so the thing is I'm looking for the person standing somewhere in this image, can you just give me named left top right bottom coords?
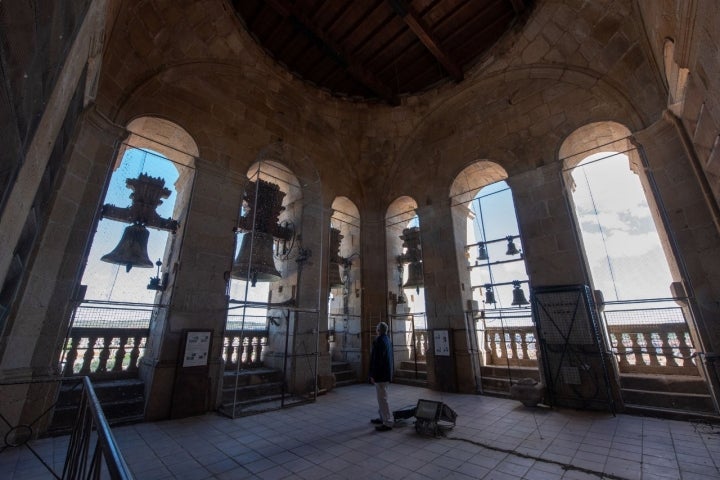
left=369, top=321, right=393, bottom=431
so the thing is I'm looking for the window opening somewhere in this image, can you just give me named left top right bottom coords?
left=564, top=143, right=709, bottom=409
left=81, top=147, right=180, bottom=305
left=466, top=181, right=530, bottom=311
left=566, top=152, right=675, bottom=304
left=328, top=199, right=361, bottom=375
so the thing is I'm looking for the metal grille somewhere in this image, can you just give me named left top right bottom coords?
left=71, top=304, right=155, bottom=329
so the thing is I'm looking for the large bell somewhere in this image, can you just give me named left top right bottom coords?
left=476, top=243, right=489, bottom=262
left=484, top=284, right=496, bottom=305
left=511, top=281, right=529, bottom=306
left=328, top=262, right=343, bottom=288
left=328, top=227, right=344, bottom=288
left=101, top=223, right=154, bottom=272
left=506, top=236, right=520, bottom=256
left=403, top=261, right=424, bottom=292
left=231, top=231, right=281, bottom=285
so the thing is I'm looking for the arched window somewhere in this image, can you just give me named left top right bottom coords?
left=450, top=161, right=534, bottom=395
left=63, top=118, right=197, bottom=376
left=328, top=197, right=361, bottom=372
left=385, top=197, right=427, bottom=383
left=561, top=122, right=707, bottom=395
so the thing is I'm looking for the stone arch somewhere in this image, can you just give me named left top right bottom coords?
left=559, top=120, right=682, bottom=299
left=387, top=65, right=650, bottom=197
left=663, top=39, right=690, bottom=117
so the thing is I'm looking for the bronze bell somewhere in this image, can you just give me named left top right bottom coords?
left=506, top=236, right=520, bottom=255
left=511, top=281, right=529, bottom=306
left=476, top=243, right=489, bottom=262
left=231, top=231, right=281, bottom=285
left=328, top=262, right=343, bottom=288
left=101, top=223, right=154, bottom=272
left=328, top=227, right=344, bottom=288
left=403, top=261, right=424, bottom=293
left=484, top=284, right=496, bottom=304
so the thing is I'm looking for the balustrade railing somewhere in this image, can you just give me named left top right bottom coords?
left=61, top=302, right=155, bottom=379
left=477, top=305, right=698, bottom=377
left=606, top=322, right=697, bottom=375
left=484, top=325, right=537, bottom=366
left=413, top=330, right=428, bottom=361
left=61, top=328, right=148, bottom=379
left=222, top=329, right=269, bottom=370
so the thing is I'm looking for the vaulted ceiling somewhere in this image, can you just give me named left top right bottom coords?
left=231, top=0, right=534, bottom=104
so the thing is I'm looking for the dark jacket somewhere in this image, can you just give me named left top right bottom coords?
left=369, top=333, right=392, bottom=382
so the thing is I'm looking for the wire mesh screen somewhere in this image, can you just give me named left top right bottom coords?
left=532, top=285, right=615, bottom=412
left=567, top=153, right=675, bottom=301
left=71, top=304, right=154, bottom=329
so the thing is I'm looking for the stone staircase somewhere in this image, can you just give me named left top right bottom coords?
left=218, top=367, right=286, bottom=417
left=332, top=361, right=358, bottom=387
left=393, top=360, right=428, bottom=387
left=619, top=373, right=718, bottom=420
left=48, top=378, right=145, bottom=436
left=480, top=365, right=540, bottom=396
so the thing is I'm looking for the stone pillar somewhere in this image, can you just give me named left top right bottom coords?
left=141, top=159, right=242, bottom=420
left=359, top=205, right=388, bottom=380
left=508, top=162, right=624, bottom=410
left=416, top=201, right=477, bottom=393
left=507, top=164, right=588, bottom=286
left=633, top=112, right=720, bottom=410
left=0, top=108, right=126, bottom=435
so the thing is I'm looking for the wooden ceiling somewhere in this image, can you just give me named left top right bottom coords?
left=231, top=0, right=533, bottom=104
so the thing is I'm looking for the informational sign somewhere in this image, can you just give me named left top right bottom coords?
left=433, top=330, right=450, bottom=356
left=182, top=331, right=211, bottom=367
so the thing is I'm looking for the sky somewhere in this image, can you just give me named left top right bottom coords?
left=80, top=148, right=180, bottom=304
left=570, top=152, right=674, bottom=302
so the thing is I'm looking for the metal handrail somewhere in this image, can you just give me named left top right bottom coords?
left=61, top=377, right=133, bottom=479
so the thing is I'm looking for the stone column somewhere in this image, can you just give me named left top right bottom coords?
left=633, top=112, right=720, bottom=410
left=508, top=162, right=623, bottom=410
left=0, top=108, right=126, bottom=435
left=141, top=159, right=242, bottom=420
left=507, top=164, right=588, bottom=286
left=416, top=201, right=477, bottom=393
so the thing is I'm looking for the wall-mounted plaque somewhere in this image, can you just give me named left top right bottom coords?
left=433, top=330, right=450, bottom=356
left=182, top=331, right=211, bottom=367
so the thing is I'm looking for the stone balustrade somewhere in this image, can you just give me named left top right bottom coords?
left=484, top=325, right=538, bottom=367
left=222, top=329, right=269, bottom=370
left=482, top=321, right=698, bottom=376
left=61, top=327, right=147, bottom=378
left=606, top=322, right=697, bottom=375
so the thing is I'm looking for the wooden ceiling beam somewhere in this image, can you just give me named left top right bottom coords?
left=508, top=0, right=527, bottom=14
left=386, top=0, right=463, bottom=82
left=263, top=0, right=398, bottom=104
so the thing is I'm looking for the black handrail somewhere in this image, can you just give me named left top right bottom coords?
left=61, top=376, right=133, bottom=479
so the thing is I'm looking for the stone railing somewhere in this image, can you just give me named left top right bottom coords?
left=606, top=322, right=697, bottom=375
left=481, top=320, right=698, bottom=376
left=62, top=327, right=148, bottom=379
left=222, top=329, right=269, bottom=370
left=413, top=329, right=428, bottom=361
left=484, top=325, right=538, bottom=367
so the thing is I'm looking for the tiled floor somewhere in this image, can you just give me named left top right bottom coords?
left=2, top=383, right=719, bottom=479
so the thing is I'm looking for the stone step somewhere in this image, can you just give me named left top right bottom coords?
left=48, top=378, right=145, bottom=436
left=393, top=376, right=428, bottom=388
left=331, top=361, right=358, bottom=385
left=398, top=360, right=427, bottom=371
left=480, top=365, right=540, bottom=395
left=222, top=367, right=283, bottom=387
left=619, top=373, right=708, bottom=394
left=621, top=388, right=715, bottom=413
left=222, top=380, right=284, bottom=403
